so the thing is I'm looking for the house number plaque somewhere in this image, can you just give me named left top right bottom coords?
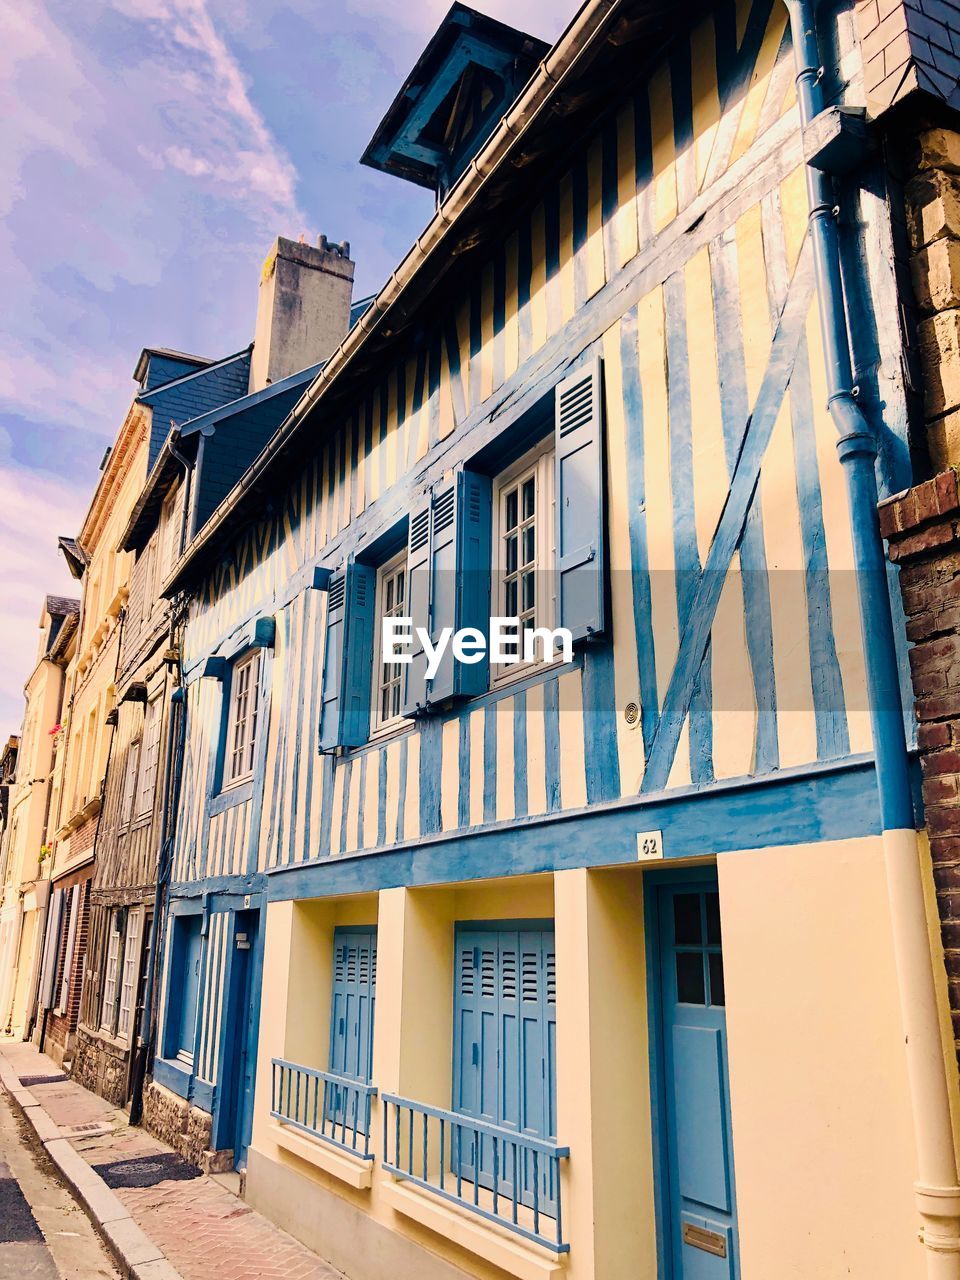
left=682, top=1223, right=727, bottom=1257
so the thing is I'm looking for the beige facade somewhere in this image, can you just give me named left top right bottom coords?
left=38, top=402, right=150, bottom=1067
left=0, top=599, right=76, bottom=1038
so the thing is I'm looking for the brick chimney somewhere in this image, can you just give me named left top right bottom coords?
left=249, top=235, right=355, bottom=392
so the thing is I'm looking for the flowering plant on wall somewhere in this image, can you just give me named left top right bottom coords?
left=48, top=723, right=63, bottom=738
left=38, top=845, right=51, bottom=863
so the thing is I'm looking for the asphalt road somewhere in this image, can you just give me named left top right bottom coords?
left=0, top=1089, right=117, bottom=1279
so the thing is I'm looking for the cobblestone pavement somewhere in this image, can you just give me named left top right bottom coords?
left=0, top=1040, right=344, bottom=1280
left=0, top=1087, right=117, bottom=1279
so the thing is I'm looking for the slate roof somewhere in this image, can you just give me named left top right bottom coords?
left=138, top=347, right=253, bottom=470
left=45, top=595, right=80, bottom=618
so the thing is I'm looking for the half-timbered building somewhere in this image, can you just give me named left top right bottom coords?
left=145, top=2, right=960, bottom=1278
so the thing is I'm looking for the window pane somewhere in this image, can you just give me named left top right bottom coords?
left=505, top=533, right=518, bottom=574
left=522, top=571, right=535, bottom=613
left=522, top=525, right=536, bottom=567
left=705, top=892, right=722, bottom=945
left=505, top=580, right=518, bottom=616
left=673, top=893, right=702, bottom=945
left=522, top=477, right=535, bottom=520
left=709, top=952, right=725, bottom=1006
left=505, top=488, right=518, bottom=530
left=676, top=952, right=706, bottom=1004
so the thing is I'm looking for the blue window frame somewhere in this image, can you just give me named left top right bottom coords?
left=452, top=922, right=557, bottom=1211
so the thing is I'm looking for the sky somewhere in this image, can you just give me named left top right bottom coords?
left=0, top=0, right=565, bottom=734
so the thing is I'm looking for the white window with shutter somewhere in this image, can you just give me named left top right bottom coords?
left=225, top=650, right=261, bottom=787
left=121, top=738, right=140, bottom=828
left=136, top=698, right=162, bottom=819
left=492, top=438, right=556, bottom=683
left=100, top=911, right=122, bottom=1031
left=117, top=910, right=142, bottom=1041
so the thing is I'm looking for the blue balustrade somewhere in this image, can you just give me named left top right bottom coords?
left=271, top=1058, right=376, bottom=1160
left=381, top=1093, right=569, bottom=1252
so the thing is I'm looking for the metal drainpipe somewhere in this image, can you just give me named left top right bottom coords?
left=784, top=1, right=960, bottom=1272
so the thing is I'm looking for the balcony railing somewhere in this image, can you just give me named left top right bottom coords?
left=381, top=1093, right=569, bottom=1253
left=270, top=1058, right=376, bottom=1160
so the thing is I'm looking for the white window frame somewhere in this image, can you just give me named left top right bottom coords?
left=135, top=696, right=162, bottom=820
left=371, top=550, right=408, bottom=737
left=491, top=439, right=556, bottom=685
left=160, top=487, right=180, bottom=580
left=100, top=910, right=122, bottom=1032
left=117, top=909, right=142, bottom=1041
left=121, top=738, right=141, bottom=829
left=225, top=649, right=261, bottom=788
left=140, top=540, right=156, bottom=626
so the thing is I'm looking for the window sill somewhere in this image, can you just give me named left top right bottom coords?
left=382, top=1179, right=566, bottom=1280
left=269, top=1122, right=373, bottom=1190
left=153, top=1055, right=192, bottom=1100
left=209, top=780, right=254, bottom=816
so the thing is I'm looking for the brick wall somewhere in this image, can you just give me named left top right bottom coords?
left=856, top=0, right=960, bottom=114
left=881, top=472, right=960, bottom=1059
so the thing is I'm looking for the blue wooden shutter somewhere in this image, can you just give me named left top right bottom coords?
left=402, top=501, right=432, bottom=717
left=555, top=358, right=607, bottom=643
left=318, top=571, right=347, bottom=752
left=327, top=928, right=377, bottom=1130
left=341, top=563, right=376, bottom=747
left=452, top=926, right=555, bottom=1206
left=404, top=472, right=492, bottom=714
left=328, top=928, right=377, bottom=1082
left=319, top=563, right=375, bottom=751
left=452, top=930, right=499, bottom=1183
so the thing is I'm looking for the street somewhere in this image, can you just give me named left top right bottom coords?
left=0, top=1090, right=117, bottom=1279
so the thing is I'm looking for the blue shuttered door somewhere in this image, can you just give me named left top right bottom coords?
left=327, top=928, right=377, bottom=1130
left=658, top=883, right=739, bottom=1279
left=555, top=359, right=607, bottom=643
left=403, top=471, right=492, bottom=717
left=318, top=563, right=376, bottom=751
left=453, top=926, right=556, bottom=1212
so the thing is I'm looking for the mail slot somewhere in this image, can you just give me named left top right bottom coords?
left=682, top=1222, right=727, bottom=1258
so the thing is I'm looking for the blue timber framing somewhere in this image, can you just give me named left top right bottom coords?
left=262, top=755, right=914, bottom=901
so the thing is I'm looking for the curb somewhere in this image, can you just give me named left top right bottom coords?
left=0, top=1050, right=183, bottom=1280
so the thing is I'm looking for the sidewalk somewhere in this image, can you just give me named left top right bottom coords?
left=0, top=1038, right=345, bottom=1280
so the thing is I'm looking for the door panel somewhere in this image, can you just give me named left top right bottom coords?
left=657, top=882, right=738, bottom=1280
left=327, top=928, right=376, bottom=1128
left=453, top=925, right=556, bottom=1211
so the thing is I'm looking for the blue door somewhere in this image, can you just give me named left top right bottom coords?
left=657, top=882, right=739, bottom=1279
left=224, top=909, right=261, bottom=1170
left=327, top=928, right=376, bottom=1130
left=452, top=925, right=557, bottom=1212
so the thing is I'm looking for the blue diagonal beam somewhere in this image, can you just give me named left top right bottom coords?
left=641, top=237, right=816, bottom=793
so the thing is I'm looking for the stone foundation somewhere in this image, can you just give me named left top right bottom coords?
left=141, top=1079, right=232, bottom=1172
left=72, top=1025, right=130, bottom=1106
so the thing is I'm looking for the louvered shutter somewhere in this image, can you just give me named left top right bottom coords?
left=318, top=571, right=347, bottom=752
left=452, top=926, right=556, bottom=1209
left=555, top=358, right=607, bottom=643
left=452, top=930, right=499, bottom=1184
left=327, top=928, right=377, bottom=1129
left=341, top=563, right=376, bottom=746
left=319, top=562, right=376, bottom=751
left=402, top=501, right=432, bottom=717
left=403, top=472, right=492, bottom=715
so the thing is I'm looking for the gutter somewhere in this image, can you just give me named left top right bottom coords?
left=784, top=2, right=960, bottom=1273
left=167, top=0, right=621, bottom=592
